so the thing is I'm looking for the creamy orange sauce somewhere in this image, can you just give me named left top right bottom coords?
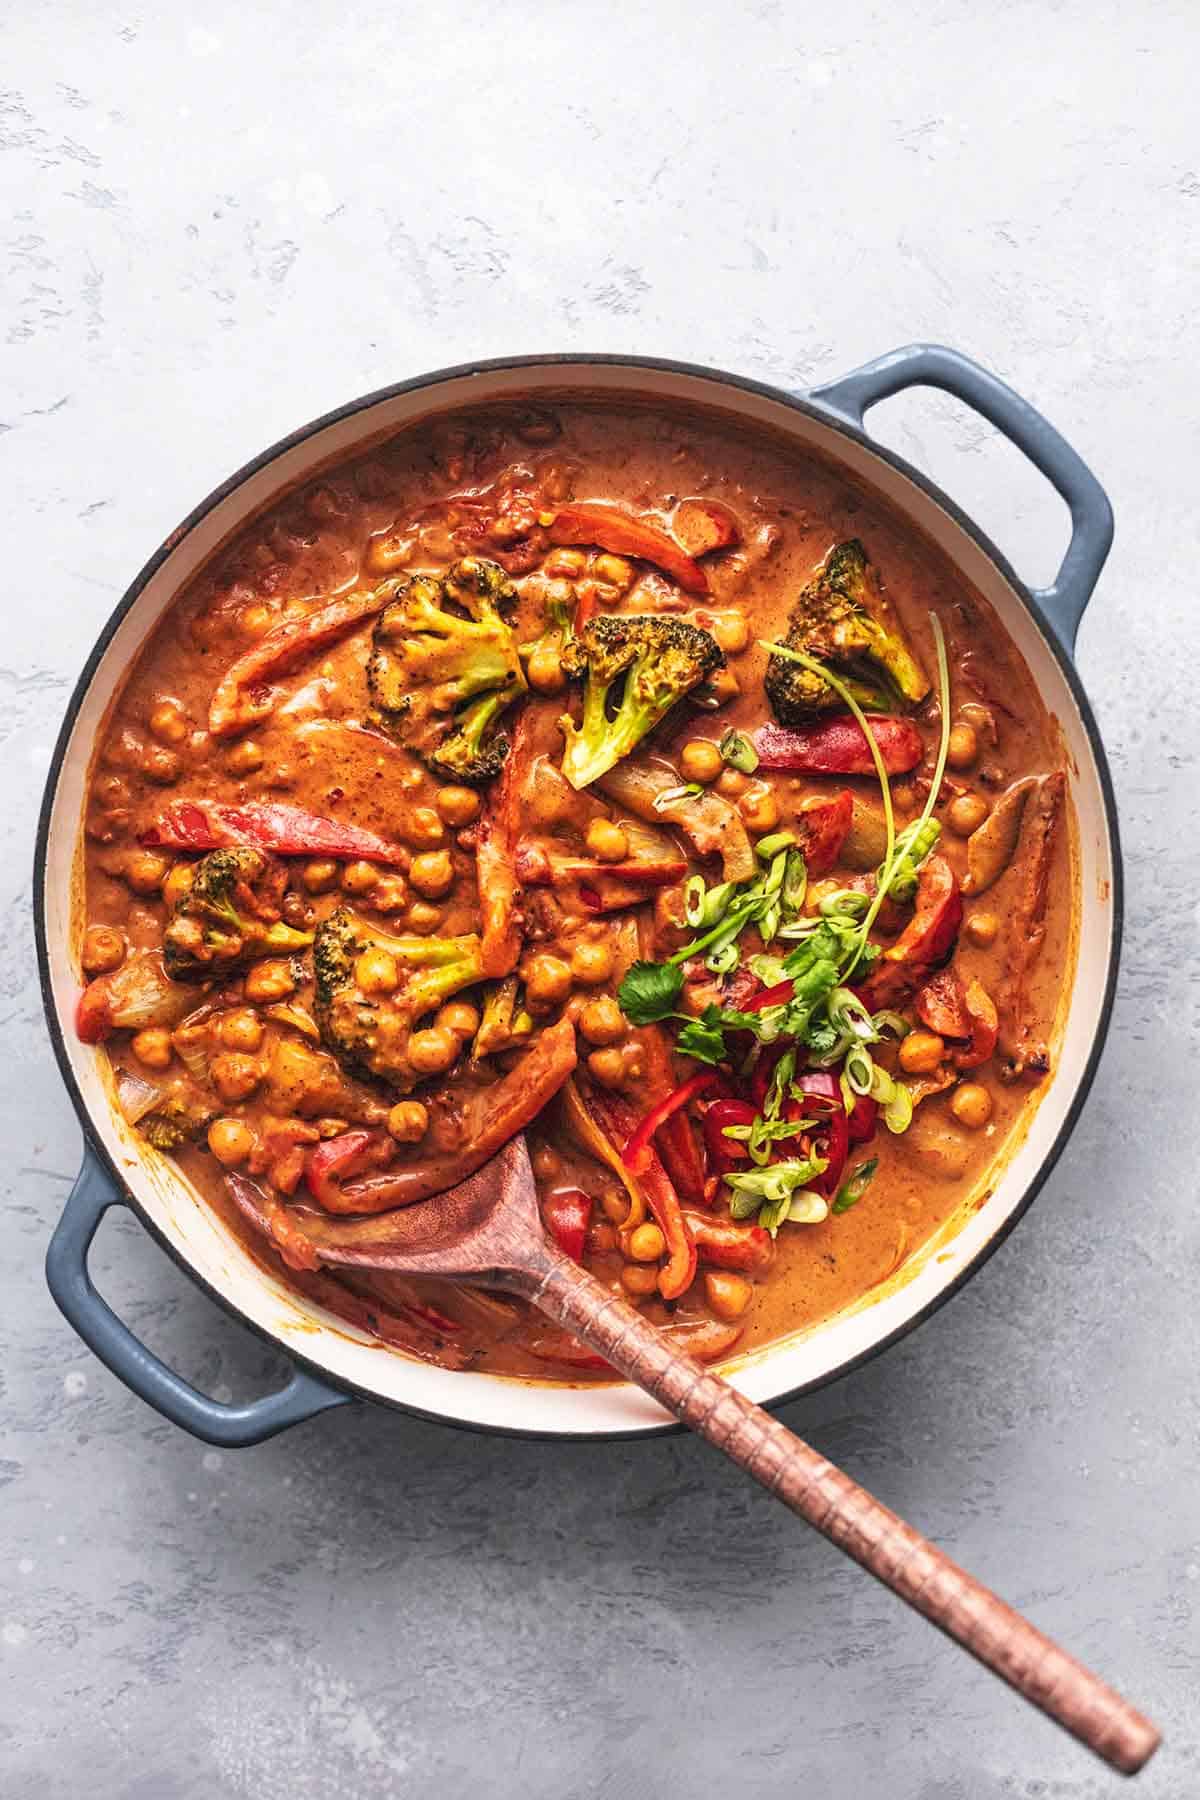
left=77, top=396, right=1075, bottom=1379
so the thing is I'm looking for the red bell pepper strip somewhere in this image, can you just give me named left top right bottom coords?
left=955, top=977, right=999, bottom=1071
left=634, top=1014, right=708, bottom=1205
left=621, top=1071, right=720, bottom=1177
left=141, top=799, right=408, bottom=866
left=916, top=966, right=972, bottom=1039
left=329, top=1015, right=578, bottom=1213
left=795, top=789, right=853, bottom=875
left=744, top=979, right=795, bottom=1015
left=546, top=501, right=709, bottom=595
left=753, top=715, right=924, bottom=776
left=542, top=1187, right=592, bottom=1262
left=797, top=1071, right=849, bottom=1198
left=857, top=856, right=963, bottom=1010
left=847, top=1093, right=879, bottom=1145
left=209, top=586, right=392, bottom=737
left=305, top=1129, right=392, bottom=1213
left=584, top=1085, right=696, bottom=1298
left=672, top=498, right=741, bottom=557
left=682, top=1210, right=774, bottom=1276
left=702, top=1098, right=756, bottom=1174
left=515, top=842, right=686, bottom=889
left=476, top=702, right=531, bottom=979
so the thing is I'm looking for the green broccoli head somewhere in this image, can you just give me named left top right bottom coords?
left=367, top=555, right=527, bottom=785
left=162, top=847, right=312, bottom=981
left=764, top=539, right=930, bottom=724
left=140, top=1093, right=217, bottom=1151
left=313, top=906, right=486, bottom=1090
left=558, top=614, right=724, bottom=790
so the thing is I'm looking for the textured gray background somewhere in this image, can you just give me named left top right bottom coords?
left=4, top=3, right=1198, bottom=1795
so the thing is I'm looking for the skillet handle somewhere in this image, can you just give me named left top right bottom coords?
left=808, top=343, right=1114, bottom=654
left=46, top=1146, right=351, bottom=1446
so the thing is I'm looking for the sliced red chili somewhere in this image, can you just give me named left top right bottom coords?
left=542, top=1187, right=592, bottom=1263
left=622, top=1072, right=720, bottom=1176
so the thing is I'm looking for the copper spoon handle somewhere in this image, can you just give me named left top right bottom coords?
left=508, top=1250, right=1159, bottom=1775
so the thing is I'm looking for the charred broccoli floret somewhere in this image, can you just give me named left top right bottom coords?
left=162, top=848, right=312, bottom=981
left=558, top=614, right=723, bottom=790
left=140, top=1093, right=217, bottom=1151
left=764, top=540, right=930, bottom=724
left=367, top=555, right=527, bottom=785
left=313, top=906, right=486, bottom=1090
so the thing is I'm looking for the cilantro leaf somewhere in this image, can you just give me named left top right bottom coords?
left=617, top=959, right=684, bottom=1025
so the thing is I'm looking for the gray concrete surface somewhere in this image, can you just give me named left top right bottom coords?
left=4, top=3, right=1198, bottom=1794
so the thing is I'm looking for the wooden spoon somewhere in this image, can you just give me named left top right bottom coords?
left=242, top=1137, right=1159, bottom=1774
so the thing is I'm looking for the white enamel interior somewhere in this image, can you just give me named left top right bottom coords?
left=40, top=362, right=1115, bottom=1438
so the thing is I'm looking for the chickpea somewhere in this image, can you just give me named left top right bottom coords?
left=951, top=1082, right=994, bottom=1130
left=965, top=910, right=1000, bottom=948
left=365, top=530, right=414, bottom=576
left=243, top=960, right=296, bottom=1003
left=148, top=699, right=189, bottom=745
left=586, top=1046, right=626, bottom=1089
left=409, top=849, right=454, bottom=899
left=600, top=1186, right=629, bottom=1225
left=211, top=1053, right=263, bottom=1103
left=710, top=611, right=750, bottom=655
left=621, top=1262, right=660, bottom=1297
left=161, top=861, right=195, bottom=909
left=141, top=745, right=181, bottom=786
left=526, top=642, right=566, bottom=694
left=578, top=994, right=625, bottom=1044
left=208, top=1118, right=255, bottom=1168
left=523, top=952, right=573, bottom=1014
left=948, top=792, right=990, bottom=837
left=680, top=739, right=723, bottom=784
left=946, top=721, right=979, bottom=770
left=620, top=1041, right=645, bottom=1083
left=239, top=602, right=273, bottom=639
left=341, top=860, right=379, bottom=896
left=898, top=1029, right=945, bottom=1075
left=704, top=668, right=741, bottom=706
left=570, top=939, right=615, bottom=986
left=302, top=858, right=339, bottom=894
left=387, top=1100, right=430, bottom=1144
left=217, top=1008, right=265, bottom=1053
left=437, top=1000, right=481, bottom=1039
left=355, top=947, right=399, bottom=994
left=81, top=923, right=125, bottom=974
left=584, top=818, right=628, bottom=863
left=593, top=553, right=634, bottom=591
left=716, top=767, right=749, bottom=799
left=435, top=784, right=481, bottom=828
left=627, top=1222, right=666, bottom=1263
left=531, top=1144, right=561, bottom=1183
left=225, top=739, right=264, bottom=776
left=407, top=1025, right=459, bottom=1075
left=739, top=784, right=780, bottom=835
left=131, top=1027, right=173, bottom=1069
left=544, top=548, right=586, bottom=578
left=405, top=807, right=445, bottom=849
left=122, top=850, right=169, bottom=896
left=704, top=1270, right=754, bottom=1321
left=369, top=873, right=408, bottom=912
left=406, top=900, right=443, bottom=934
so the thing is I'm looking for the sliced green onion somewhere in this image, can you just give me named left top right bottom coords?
left=749, top=953, right=787, bottom=987
left=719, top=728, right=759, bottom=775
left=871, top=1010, right=911, bottom=1039
left=757, top=1194, right=793, bottom=1236
left=884, top=1082, right=914, bottom=1134
left=828, top=987, right=878, bottom=1042
left=755, top=831, right=797, bottom=861
left=831, top=1157, right=879, bottom=1215
left=868, top=1064, right=896, bottom=1104
left=705, top=940, right=740, bottom=975
left=782, top=849, right=807, bottom=917
left=683, top=874, right=707, bottom=927
left=818, top=888, right=869, bottom=920
left=844, top=1043, right=875, bottom=1095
